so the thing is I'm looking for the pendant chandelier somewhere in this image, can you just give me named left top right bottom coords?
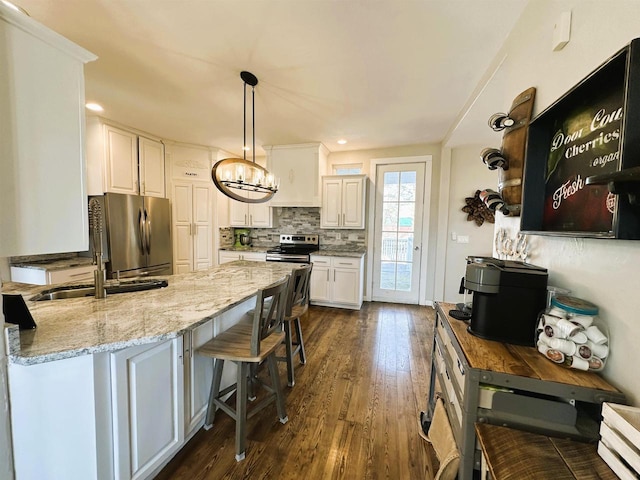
left=211, top=71, right=278, bottom=203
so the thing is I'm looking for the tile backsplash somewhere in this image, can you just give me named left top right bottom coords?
left=222, top=207, right=366, bottom=249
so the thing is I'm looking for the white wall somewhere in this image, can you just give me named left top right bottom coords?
left=443, top=146, right=497, bottom=301
left=468, top=0, right=640, bottom=405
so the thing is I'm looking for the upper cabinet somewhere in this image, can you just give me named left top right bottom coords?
left=86, top=117, right=166, bottom=197
left=0, top=4, right=97, bottom=256
left=264, top=143, right=328, bottom=207
left=229, top=193, right=275, bottom=228
left=321, top=175, right=367, bottom=229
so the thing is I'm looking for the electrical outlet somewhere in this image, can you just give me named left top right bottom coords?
left=457, top=235, right=469, bottom=244
left=336, top=233, right=341, bottom=240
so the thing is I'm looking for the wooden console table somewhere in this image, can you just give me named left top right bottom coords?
left=475, top=423, right=617, bottom=479
left=426, top=302, right=626, bottom=480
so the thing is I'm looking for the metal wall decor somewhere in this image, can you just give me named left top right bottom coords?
left=211, top=71, right=279, bottom=203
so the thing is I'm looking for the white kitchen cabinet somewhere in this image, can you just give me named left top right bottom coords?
left=173, top=182, right=213, bottom=274
left=86, top=117, right=166, bottom=197
left=138, top=136, right=166, bottom=197
left=0, top=4, right=96, bottom=257
left=10, top=264, right=96, bottom=285
left=264, top=143, right=328, bottom=207
left=321, top=175, right=367, bottom=229
left=229, top=194, right=274, bottom=228
left=218, top=251, right=266, bottom=264
left=309, top=255, right=364, bottom=309
left=110, top=337, right=184, bottom=480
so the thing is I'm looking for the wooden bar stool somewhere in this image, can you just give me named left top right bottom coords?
left=277, top=263, right=312, bottom=387
left=197, top=275, right=290, bottom=461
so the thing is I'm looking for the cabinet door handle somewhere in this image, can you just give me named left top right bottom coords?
left=342, top=213, right=345, bottom=226
left=334, top=270, right=336, bottom=282
left=326, top=270, right=329, bottom=281
left=250, top=214, right=253, bottom=225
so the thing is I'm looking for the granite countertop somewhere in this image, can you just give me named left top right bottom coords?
left=313, top=248, right=366, bottom=258
left=3, top=261, right=300, bottom=366
left=10, top=257, right=94, bottom=271
left=218, top=246, right=273, bottom=252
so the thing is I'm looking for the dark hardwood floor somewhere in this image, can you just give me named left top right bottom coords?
left=156, top=302, right=435, bottom=480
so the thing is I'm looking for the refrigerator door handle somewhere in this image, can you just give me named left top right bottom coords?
left=144, top=209, right=151, bottom=255
left=138, top=208, right=146, bottom=254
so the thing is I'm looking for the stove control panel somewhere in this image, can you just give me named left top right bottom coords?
left=279, top=234, right=319, bottom=246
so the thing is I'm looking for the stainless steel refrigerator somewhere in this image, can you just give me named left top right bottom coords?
left=90, top=193, right=173, bottom=278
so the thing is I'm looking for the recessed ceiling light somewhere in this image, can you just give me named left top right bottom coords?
left=337, top=139, right=347, bottom=145
left=85, top=103, right=104, bottom=112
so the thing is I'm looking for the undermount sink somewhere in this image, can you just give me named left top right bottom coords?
left=30, top=279, right=169, bottom=302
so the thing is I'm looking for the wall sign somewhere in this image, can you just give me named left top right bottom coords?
left=542, top=87, right=623, bottom=233
left=521, top=38, right=640, bottom=239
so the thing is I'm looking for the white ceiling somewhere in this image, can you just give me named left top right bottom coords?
left=16, top=0, right=528, bottom=156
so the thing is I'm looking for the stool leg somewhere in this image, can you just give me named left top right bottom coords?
left=235, top=362, right=249, bottom=462
left=294, top=317, right=306, bottom=365
left=248, top=364, right=257, bottom=401
left=283, top=320, right=295, bottom=387
left=204, top=358, right=224, bottom=429
left=267, top=353, right=288, bottom=424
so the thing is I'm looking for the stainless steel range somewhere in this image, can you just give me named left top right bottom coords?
left=266, top=234, right=319, bottom=263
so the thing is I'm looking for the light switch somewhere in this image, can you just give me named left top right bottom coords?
left=552, top=11, right=571, bottom=51
left=451, top=232, right=457, bottom=241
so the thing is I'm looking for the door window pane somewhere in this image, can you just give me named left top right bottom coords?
left=399, top=171, right=416, bottom=201
left=396, top=263, right=412, bottom=291
left=383, top=172, right=399, bottom=201
left=380, top=262, right=396, bottom=289
left=398, top=203, right=415, bottom=232
left=382, top=203, right=399, bottom=232
left=381, top=232, right=398, bottom=261
left=397, top=232, right=414, bottom=262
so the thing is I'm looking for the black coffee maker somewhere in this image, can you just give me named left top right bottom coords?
left=464, top=256, right=548, bottom=346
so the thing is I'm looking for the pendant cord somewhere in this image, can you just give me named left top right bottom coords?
left=252, top=85, right=256, bottom=164
left=243, top=81, right=247, bottom=161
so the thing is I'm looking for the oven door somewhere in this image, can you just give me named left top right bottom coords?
left=265, top=253, right=310, bottom=263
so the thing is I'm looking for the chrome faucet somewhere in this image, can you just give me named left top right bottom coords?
left=89, top=198, right=107, bottom=299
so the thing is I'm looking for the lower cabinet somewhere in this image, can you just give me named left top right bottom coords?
left=7, top=299, right=257, bottom=480
left=110, top=338, right=184, bottom=480
left=218, top=250, right=266, bottom=264
left=309, top=255, right=364, bottom=309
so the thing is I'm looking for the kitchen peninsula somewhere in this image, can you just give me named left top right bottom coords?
left=3, top=261, right=302, bottom=480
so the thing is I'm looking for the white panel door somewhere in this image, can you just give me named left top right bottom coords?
left=342, top=177, right=364, bottom=228
left=321, top=178, right=342, bottom=228
left=332, top=267, right=359, bottom=305
left=193, top=184, right=213, bottom=270
left=105, top=125, right=138, bottom=194
left=138, top=137, right=165, bottom=198
left=309, top=265, right=330, bottom=302
left=111, top=338, right=184, bottom=480
left=229, top=200, right=249, bottom=226
left=172, top=183, right=193, bottom=273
